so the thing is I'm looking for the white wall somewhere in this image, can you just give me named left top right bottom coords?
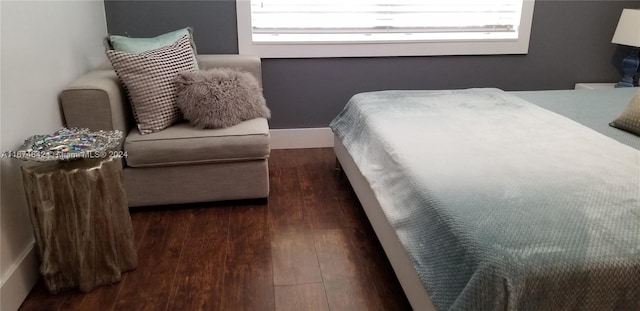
left=0, top=1, right=107, bottom=310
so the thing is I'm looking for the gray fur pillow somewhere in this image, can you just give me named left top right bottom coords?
left=175, top=68, right=270, bottom=129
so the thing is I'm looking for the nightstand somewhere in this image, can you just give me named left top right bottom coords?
left=21, top=157, right=137, bottom=293
left=574, top=83, right=617, bottom=90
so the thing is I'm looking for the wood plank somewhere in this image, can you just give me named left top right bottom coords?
left=113, top=297, right=169, bottom=311
left=220, top=263, right=275, bottom=311
left=116, top=208, right=192, bottom=303
left=17, top=280, right=67, bottom=311
left=298, top=150, right=345, bottom=230
left=326, top=148, right=370, bottom=230
left=270, top=149, right=314, bottom=169
left=268, top=167, right=308, bottom=233
left=267, top=149, right=288, bottom=169
left=226, top=205, right=270, bottom=263
left=271, top=231, right=322, bottom=285
left=334, top=171, right=369, bottom=231
left=220, top=205, right=275, bottom=311
left=351, top=229, right=412, bottom=311
left=187, top=206, right=230, bottom=238
left=315, top=148, right=338, bottom=171
left=314, top=229, right=389, bottom=311
left=298, top=148, right=335, bottom=169
left=58, top=282, right=122, bottom=311
left=129, top=210, right=150, bottom=250
left=274, top=284, right=330, bottom=311
left=296, top=148, right=367, bottom=230
left=165, top=236, right=227, bottom=311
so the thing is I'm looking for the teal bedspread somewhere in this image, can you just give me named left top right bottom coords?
left=330, top=88, right=640, bottom=311
left=514, top=88, right=640, bottom=151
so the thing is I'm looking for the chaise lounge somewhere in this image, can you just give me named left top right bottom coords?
left=60, top=55, right=270, bottom=207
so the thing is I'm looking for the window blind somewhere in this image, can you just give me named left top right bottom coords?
left=250, top=0, right=524, bottom=42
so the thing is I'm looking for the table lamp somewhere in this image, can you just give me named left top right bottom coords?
left=612, top=8, right=640, bottom=87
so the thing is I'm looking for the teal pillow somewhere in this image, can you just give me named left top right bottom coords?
left=106, top=27, right=199, bottom=69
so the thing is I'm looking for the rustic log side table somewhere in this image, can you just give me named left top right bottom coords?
left=21, top=156, right=137, bottom=293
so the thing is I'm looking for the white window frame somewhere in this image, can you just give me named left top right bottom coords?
left=236, top=0, right=535, bottom=58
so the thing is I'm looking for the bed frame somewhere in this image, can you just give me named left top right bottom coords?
left=334, top=136, right=437, bottom=311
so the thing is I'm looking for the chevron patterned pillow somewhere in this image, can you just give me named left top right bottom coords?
left=107, top=35, right=196, bottom=134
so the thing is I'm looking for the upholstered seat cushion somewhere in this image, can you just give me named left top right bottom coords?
left=124, top=118, right=269, bottom=167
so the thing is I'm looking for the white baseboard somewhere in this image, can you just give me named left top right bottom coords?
left=1, top=242, right=39, bottom=311
left=270, top=127, right=334, bottom=149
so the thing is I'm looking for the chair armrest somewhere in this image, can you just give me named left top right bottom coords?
left=198, top=55, right=263, bottom=87
left=60, top=69, right=131, bottom=134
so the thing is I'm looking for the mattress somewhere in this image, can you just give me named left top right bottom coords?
left=330, top=88, right=640, bottom=311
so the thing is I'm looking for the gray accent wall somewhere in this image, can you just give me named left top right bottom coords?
left=105, top=0, right=640, bottom=128
left=104, top=0, right=238, bottom=54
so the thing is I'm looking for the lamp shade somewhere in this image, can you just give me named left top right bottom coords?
left=612, top=9, right=640, bottom=47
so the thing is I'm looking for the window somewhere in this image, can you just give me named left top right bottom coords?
left=236, top=0, right=535, bottom=58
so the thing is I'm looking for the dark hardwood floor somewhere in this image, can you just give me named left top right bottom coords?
left=18, top=148, right=411, bottom=311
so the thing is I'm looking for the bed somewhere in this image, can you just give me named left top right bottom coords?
left=330, top=87, right=640, bottom=311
